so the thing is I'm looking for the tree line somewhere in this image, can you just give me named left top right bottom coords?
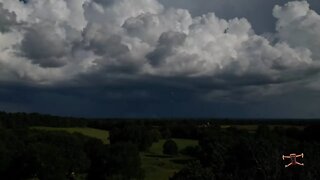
left=1, top=111, right=320, bottom=179
left=0, top=128, right=144, bottom=180
left=171, top=125, right=320, bottom=180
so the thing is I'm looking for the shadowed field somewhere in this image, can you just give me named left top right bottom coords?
left=31, top=126, right=110, bottom=144
left=143, top=138, right=198, bottom=180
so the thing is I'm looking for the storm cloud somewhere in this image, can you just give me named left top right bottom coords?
left=0, top=0, right=320, bottom=117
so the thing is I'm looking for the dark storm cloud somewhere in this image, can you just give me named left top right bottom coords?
left=20, top=23, right=69, bottom=67
left=1, top=0, right=320, bottom=118
left=92, top=0, right=115, bottom=6
left=158, top=31, right=187, bottom=46
left=0, top=81, right=199, bottom=117
left=19, top=0, right=28, bottom=4
left=147, top=31, right=187, bottom=66
left=1, top=81, right=320, bottom=118
left=83, top=33, right=129, bottom=57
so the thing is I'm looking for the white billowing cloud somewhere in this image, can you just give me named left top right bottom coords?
left=65, top=0, right=88, bottom=31
left=274, top=1, right=320, bottom=59
left=0, top=0, right=319, bottom=98
left=144, top=12, right=314, bottom=81
left=83, top=0, right=163, bottom=34
left=123, top=8, right=192, bottom=45
left=0, top=3, right=18, bottom=33
left=0, top=0, right=66, bottom=24
left=145, top=15, right=252, bottom=76
left=0, top=0, right=30, bottom=22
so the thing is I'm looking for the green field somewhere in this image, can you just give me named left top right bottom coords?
left=143, top=138, right=198, bottom=180
left=32, top=127, right=197, bottom=180
left=31, top=127, right=110, bottom=144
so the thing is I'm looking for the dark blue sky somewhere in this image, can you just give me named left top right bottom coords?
left=0, top=0, right=320, bottom=118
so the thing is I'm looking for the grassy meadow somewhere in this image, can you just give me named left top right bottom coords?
left=31, top=126, right=198, bottom=180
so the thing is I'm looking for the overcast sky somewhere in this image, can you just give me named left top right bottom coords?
left=1, top=0, right=320, bottom=118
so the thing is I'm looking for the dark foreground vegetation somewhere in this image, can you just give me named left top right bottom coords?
left=1, top=111, right=320, bottom=179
